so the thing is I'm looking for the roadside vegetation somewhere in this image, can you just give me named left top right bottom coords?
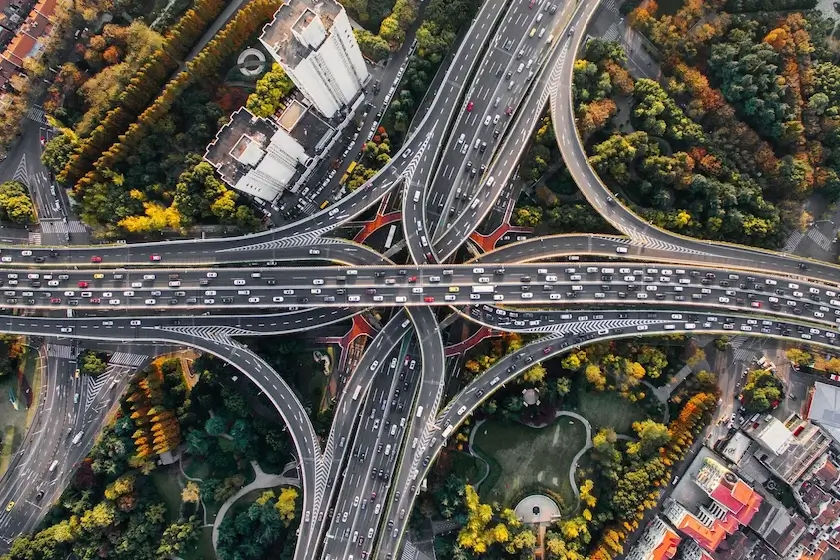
left=0, top=354, right=298, bottom=560
left=425, top=333, right=718, bottom=560
left=569, top=0, right=840, bottom=249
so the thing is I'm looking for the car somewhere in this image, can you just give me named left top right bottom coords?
left=77, top=281, right=88, bottom=288
left=150, top=254, right=161, bottom=261
left=35, top=490, right=44, bottom=501
left=424, top=296, right=435, bottom=303
left=0, top=256, right=10, bottom=262
left=20, top=250, right=32, bottom=257
left=60, top=327, right=72, bottom=333
left=466, top=101, right=474, bottom=112
left=91, top=256, right=102, bottom=263
left=543, top=346, right=552, bottom=355
left=529, top=0, right=535, bottom=6
left=5, top=501, right=13, bottom=512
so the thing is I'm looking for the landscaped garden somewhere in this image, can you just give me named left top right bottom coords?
left=472, top=417, right=587, bottom=508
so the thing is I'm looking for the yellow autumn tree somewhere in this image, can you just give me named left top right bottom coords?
left=118, top=201, right=182, bottom=233
left=275, top=487, right=299, bottom=526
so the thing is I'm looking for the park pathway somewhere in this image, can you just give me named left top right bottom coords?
left=211, top=460, right=301, bottom=550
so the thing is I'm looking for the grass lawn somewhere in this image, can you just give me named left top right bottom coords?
left=576, top=389, right=648, bottom=435
left=0, top=346, right=40, bottom=478
left=184, top=460, right=211, bottom=480
left=151, top=468, right=184, bottom=522
left=182, top=526, right=215, bottom=560
left=472, top=418, right=587, bottom=508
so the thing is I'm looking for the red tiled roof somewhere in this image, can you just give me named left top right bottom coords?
left=652, top=527, right=681, bottom=560
left=814, top=458, right=840, bottom=487
left=4, top=32, right=34, bottom=66
left=674, top=514, right=730, bottom=553
left=709, top=479, right=763, bottom=525
left=33, top=0, right=57, bottom=19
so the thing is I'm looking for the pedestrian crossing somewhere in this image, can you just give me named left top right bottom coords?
left=28, top=232, right=41, bottom=245
left=602, top=23, right=620, bottom=42
left=807, top=227, right=833, bottom=251
left=732, top=347, right=757, bottom=363
left=40, top=220, right=87, bottom=234
left=783, top=230, right=804, bottom=253
left=27, top=106, right=47, bottom=125
left=46, top=345, right=72, bottom=359
left=601, top=0, right=619, bottom=12
left=109, top=352, right=147, bottom=367
left=401, top=539, right=419, bottom=560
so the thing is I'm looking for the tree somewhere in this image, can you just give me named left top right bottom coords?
left=182, top=481, right=200, bottom=503
left=275, top=487, right=298, bottom=526
left=354, top=29, right=391, bottom=61
left=584, top=364, right=607, bottom=390
left=786, top=348, right=812, bottom=367
left=0, top=181, right=35, bottom=224
left=80, top=351, right=107, bottom=377
left=628, top=419, right=670, bottom=456
left=741, top=368, right=783, bottom=411
left=204, top=415, right=227, bottom=436
left=156, top=517, right=201, bottom=556
left=41, top=132, right=77, bottom=174
left=522, top=363, right=547, bottom=384
left=245, top=63, right=295, bottom=117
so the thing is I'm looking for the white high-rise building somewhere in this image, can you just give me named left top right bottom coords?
left=260, top=0, right=369, bottom=119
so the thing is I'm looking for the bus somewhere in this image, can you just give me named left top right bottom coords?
left=384, top=224, right=397, bottom=249
left=339, top=161, right=358, bottom=185
left=351, top=385, right=362, bottom=400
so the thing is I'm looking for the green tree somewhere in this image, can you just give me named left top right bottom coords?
left=245, top=63, right=295, bottom=117
left=41, top=132, right=77, bottom=174
left=156, top=517, right=201, bottom=556
left=80, top=351, right=107, bottom=377
left=0, top=181, right=35, bottom=224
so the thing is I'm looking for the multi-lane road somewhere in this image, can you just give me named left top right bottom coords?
left=4, top=0, right=840, bottom=559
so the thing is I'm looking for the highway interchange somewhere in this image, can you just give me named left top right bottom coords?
left=3, top=0, right=840, bottom=559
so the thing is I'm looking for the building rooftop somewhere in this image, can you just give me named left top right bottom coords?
left=204, top=108, right=280, bottom=188
left=627, top=516, right=681, bottom=560
left=278, top=100, right=332, bottom=154
left=749, top=499, right=808, bottom=556
left=809, top=382, right=840, bottom=443
left=721, top=431, right=753, bottom=464
left=695, top=457, right=763, bottom=525
left=260, top=0, right=343, bottom=69
left=746, top=415, right=831, bottom=485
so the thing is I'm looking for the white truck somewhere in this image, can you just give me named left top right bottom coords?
left=472, top=285, right=495, bottom=293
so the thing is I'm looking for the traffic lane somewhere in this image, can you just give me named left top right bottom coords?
left=10, top=278, right=840, bottom=328
left=426, top=0, right=565, bottom=231
left=319, top=312, right=412, bottom=547
left=428, top=0, right=561, bottom=226
left=325, top=352, right=416, bottom=559
left=4, top=261, right=839, bottom=293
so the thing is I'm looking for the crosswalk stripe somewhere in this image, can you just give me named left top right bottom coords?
left=28, top=232, right=41, bottom=245
left=46, top=345, right=72, bottom=359
left=40, top=221, right=87, bottom=234
left=27, top=106, right=47, bottom=125
left=807, top=227, right=832, bottom=251
left=783, top=230, right=804, bottom=253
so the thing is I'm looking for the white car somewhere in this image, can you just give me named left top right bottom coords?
left=549, top=293, right=561, bottom=300
left=20, top=250, right=32, bottom=257
left=60, top=327, right=72, bottom=333
left=144, top=299, right=156, bottom=305
left=234, top=279, right=246, bottom=286
left=313, top=279, right=325, bottom=285
left=207, top=272, right=218, bottom=278
left=521, top=292, right=533, bottom=299
left=248, top=297, right=260, bottom=303
left=272, top=296, right=284, bottom=303
left=444, top=294, right=457, bottom=301
left=0, top=256, right=11, bottom=262
left=109, top=299, right=121, bottom=305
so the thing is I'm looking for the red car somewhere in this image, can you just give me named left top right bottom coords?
left=408, top=276, right=417, bottom=283
left=50, top=297, right=61, bottom=304
left=424, top=296, right=435, bottom=303
left=751, top=301, right=762, bottom=308
left=150, top=254, right=161, bottom=262
left=466, top=101, right=474, bottom=112
left=505, top=106, right=513, bottom=115
left=529, top=0, right=535, bottom=7
left=77, top=281, right=88, bottom=288
left=90, top=256, right=102, bottom=263
left=90, top=297, right=101, bottom=304
left=543, top=346, right=552, bottom=355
